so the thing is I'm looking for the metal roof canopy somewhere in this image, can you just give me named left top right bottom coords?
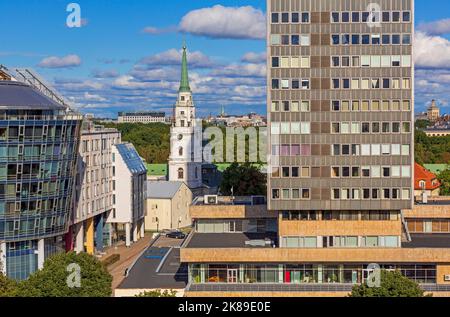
left=0, top=81, right=66, bottom=110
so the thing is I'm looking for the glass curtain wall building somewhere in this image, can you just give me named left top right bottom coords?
left=0, top=80, right=82, bottom=280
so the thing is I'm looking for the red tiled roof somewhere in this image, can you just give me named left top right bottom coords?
left=415, top=163, right=441, bottom=190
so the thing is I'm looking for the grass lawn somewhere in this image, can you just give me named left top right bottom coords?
left=146, top=163, right=267, bottom=175
left=147, top=164, right=168, bottom=176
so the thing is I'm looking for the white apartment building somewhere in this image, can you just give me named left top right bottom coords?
left=66, top=123, right=121, bottom=254
left=108, top=143, right=147, bottom=247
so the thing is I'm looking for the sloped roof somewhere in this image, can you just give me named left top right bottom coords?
left=115, top=143, right=147, bottom=174
left=147, top=181, right=183, bottom=199
left=415, top=163, right=441, bottom=190
left=0, top=81, right=66, bottom=110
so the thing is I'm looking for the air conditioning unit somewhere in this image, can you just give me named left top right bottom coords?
left=204, top=195, right=218, bottom=205
left=444, top=275, right=450, bottom=282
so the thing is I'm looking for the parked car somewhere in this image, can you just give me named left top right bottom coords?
left=166, top=231, right=186, bottom=239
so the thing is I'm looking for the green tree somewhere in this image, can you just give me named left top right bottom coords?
left=219, top=163, right=266, bottom=196
left=136, top=289, right=177, bottom=297
left=16, top=252, right=112, bottom=297
left=415, top=119, right=431, bottom=130
left=438, top=169, right=450, bottom=196
left=0, top=274, right=17, bottom=297
left=415, top=130, right=450, bottom=165
left=350, top=270, right=426, bottom=297
left=100, top=122, right=170, bottom=164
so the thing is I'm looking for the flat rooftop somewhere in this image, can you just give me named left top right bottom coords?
left=402, top=234, right=450, bottom=248
left=186, top=232, right=277, bottom=249
left=117, top=246, right=187, bottom=290
left=415, top=201, right=450, bottom=206
left=192, top=196, right=266, bottom=206
left=185, top=233, right=450, bottom=250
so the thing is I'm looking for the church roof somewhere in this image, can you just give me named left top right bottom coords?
left=179, top=44, right=191, bottom=93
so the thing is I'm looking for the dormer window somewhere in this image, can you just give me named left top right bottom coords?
left=419, top=180, right=426, bottom=189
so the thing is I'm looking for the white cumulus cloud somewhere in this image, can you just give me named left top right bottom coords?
left=38, top=54, right=81, bottom=68
left=83, top=92, right=106, bottom=102
left=139, top=48, right=215, bottom=68
left=414, top=32, right=450, bottom=69
left=179, top=5, right=266, bottom=40
left=241, top=52, right=266, bottom=64
left=418, top=18, right=450, bottom=35
left=211, top=63, right=266, bottom=78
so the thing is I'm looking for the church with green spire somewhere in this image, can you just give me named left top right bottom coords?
left=168, top=43, right=203, bottom=189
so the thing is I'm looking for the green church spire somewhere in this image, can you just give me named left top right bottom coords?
left=179, top=43, right=191, bottom=93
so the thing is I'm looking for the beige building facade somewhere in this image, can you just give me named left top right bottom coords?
left=145, top=181, right=192, bottom=231
left=67, top=123, right=121, bottom=254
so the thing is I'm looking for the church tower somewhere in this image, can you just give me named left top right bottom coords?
left=168, top=44, right=203, bottom=189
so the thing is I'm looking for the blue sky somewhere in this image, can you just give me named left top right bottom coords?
left=1, top=0, right=450, bottom=118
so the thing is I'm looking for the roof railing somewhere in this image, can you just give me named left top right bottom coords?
left=1, top=66, right=79, bottom=112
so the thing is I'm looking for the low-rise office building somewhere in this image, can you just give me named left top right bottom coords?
left=404, top=199, right=450, bottom=234
left=118, top=111, right=168, bottom=124
left=179, top=196, right=450, bottom=297
left=145, top=181, right=192, bottom=232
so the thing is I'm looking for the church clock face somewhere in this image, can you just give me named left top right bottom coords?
left=177, top=134, right=183, bottom=140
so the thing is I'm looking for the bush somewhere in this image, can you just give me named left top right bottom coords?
left=136, top=289, right=177, bottom=297
left=350, top=270, right=426, bottom=297
left=0, top=274, right=17, bottom=297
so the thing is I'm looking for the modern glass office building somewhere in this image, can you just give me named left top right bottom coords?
left=0, top=80, right=82, bottom=280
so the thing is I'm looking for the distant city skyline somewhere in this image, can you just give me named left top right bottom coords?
left=1, top=0, right=450, bottom=117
